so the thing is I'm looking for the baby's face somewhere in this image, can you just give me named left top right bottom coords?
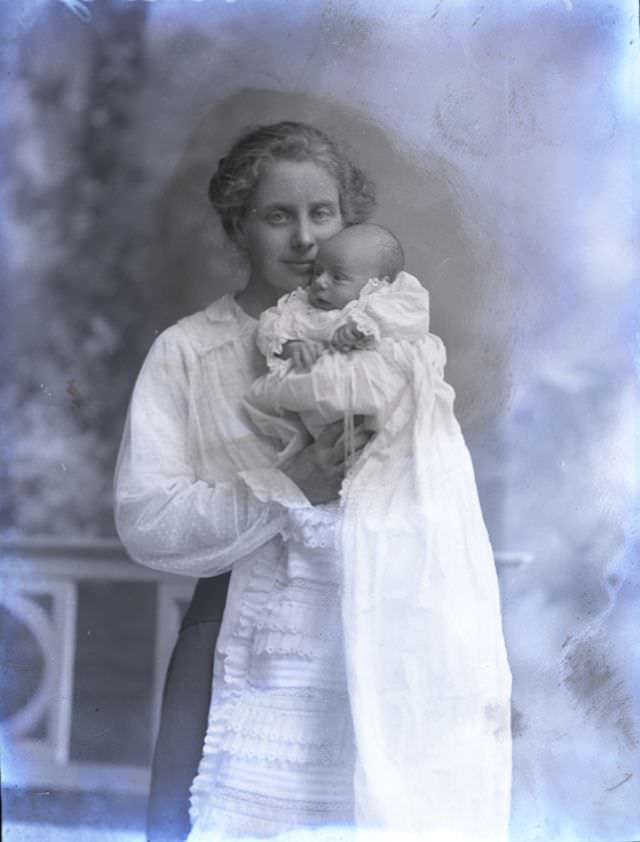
left=307, top=236, right=385, bottom=311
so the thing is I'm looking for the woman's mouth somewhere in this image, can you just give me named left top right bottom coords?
left=283, top=261, right=314, bottom=276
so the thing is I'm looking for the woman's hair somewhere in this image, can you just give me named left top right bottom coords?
left=208, top=121, right=376, bottom=239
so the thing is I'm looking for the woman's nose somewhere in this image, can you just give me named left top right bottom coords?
left=291, top=217, right=314, bottom=252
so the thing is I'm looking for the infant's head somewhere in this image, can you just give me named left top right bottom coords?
left=308, top=224, right=405, bottom=311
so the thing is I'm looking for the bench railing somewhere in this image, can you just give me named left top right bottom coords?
left=0, top=538, right=532, bottom=795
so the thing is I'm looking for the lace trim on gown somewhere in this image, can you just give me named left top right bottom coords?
left=219, top=687, right=355, bottom=764
left=189, top=548, right=280, bottom=823
left=189, top=504, right=355, bottom=836
left=189, top=513, right=354, bottom=831
left=189, top=784, right=354, bottom=841
left=283, top=505, right=338, bottom=550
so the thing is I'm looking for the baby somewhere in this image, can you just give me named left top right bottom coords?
left=280, top=223, right=413, bottom=366
left=246, top=223, right=431, bottom=459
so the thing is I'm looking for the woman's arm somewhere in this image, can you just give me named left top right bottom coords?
left=114, top=330, right=293, bottom=577
left=114, top=330, right=349, bottom=577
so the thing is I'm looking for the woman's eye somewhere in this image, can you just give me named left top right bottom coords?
left=312, top=206, right=336, bottom=222
left=265, top=210, right=289, bottom=225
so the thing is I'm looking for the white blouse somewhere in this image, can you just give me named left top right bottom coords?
left=114, top=294, right=310, bottom=656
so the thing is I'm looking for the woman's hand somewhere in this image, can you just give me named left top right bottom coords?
left=280, top=419, right=372, bottom=505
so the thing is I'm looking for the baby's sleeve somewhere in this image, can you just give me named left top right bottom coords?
left=256, top=290, right=308, bottom=364
left=249, top=347, right=407, bottom=428
left=357, top=272, right=431, bottom=343
left=335, top=307, right=382, bottom=346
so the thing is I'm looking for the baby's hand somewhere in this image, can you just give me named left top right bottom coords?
left=331, top=322, right=373, bottom=353
left=281, top=340, right=324, bottom=371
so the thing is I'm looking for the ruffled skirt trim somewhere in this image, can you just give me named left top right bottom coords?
left=189, top=543, right=353, bottom=829
left=188, top=784, right=354, bottom=841
left=190, top=551, right=280, bottom=824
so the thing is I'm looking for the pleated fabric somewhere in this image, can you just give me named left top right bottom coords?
left=188, top=505, right=356, bottom=840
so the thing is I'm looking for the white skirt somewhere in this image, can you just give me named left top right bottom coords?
left=188, top=507, right=355, bottom=840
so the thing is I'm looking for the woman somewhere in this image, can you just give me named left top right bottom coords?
left=114, top=121, right=375, bottom=841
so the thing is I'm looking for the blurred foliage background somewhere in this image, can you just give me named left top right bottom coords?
left=2, top=0, right=151, bottom=536
left=0, top=0, right=638, bottom=838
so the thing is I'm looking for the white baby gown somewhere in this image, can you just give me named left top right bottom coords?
left=242, top=277, right=513, bottom=840
left=340, top=335, right=512, bottom=841
left=246, top=272, right=431, bottom=461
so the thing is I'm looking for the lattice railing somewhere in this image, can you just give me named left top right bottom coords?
left=0, top=539, right=193, bottom=794
left=0, top=538, right=531, bottom=795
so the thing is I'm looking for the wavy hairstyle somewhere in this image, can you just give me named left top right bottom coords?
left=208, top=121, right=376, bottom=239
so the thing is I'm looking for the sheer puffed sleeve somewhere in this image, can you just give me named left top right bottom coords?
left=114, top=328, right=306, bottom=577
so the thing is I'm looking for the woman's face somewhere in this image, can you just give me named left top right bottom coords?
left=235, top=160, right=345, bottom=294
